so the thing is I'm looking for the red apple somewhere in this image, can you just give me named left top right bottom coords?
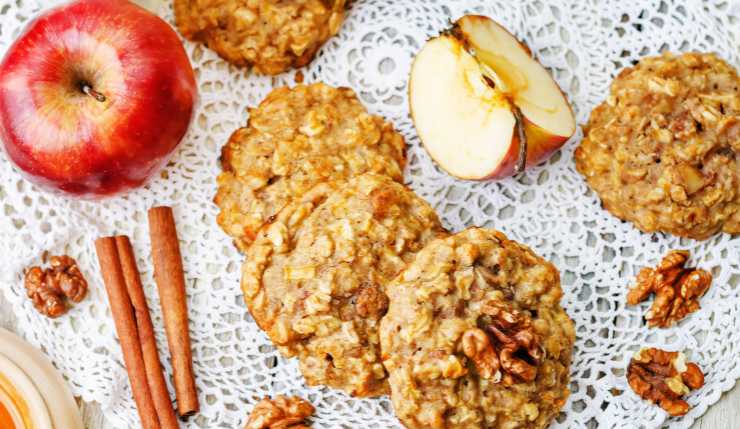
left=409, top=15, right=576, bottom=180
left=0, top=0, right=197, bottom=197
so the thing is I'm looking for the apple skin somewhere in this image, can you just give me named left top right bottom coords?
left=409, top=15, right=576, bottom=182
left=483, top=119, right=571, bottom=180
left=455, top=16, right=574, bottom=180
left=0, top=0, right=197, bottom=197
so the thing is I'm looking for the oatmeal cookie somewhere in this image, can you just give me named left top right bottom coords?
left=242, top=174, right=445, bottom=397
left=174, top=0, right=346, bottom=75
left=215, top=83, right=406, bottom=251
left=380, top=228, right=574, bottom=429
left=575, top=52, right=739, bottom=240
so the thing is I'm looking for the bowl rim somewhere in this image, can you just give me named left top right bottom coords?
left=0, top=328, right=83, bottom=429
left=0, top=352, right=53, bottom=429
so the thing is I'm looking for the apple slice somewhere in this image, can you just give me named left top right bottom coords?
left=409, top=15, right=576, bottom=180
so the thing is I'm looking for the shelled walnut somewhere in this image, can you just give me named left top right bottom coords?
left=627, top=250, right=712, bottom=328
left=462, top=301, right=543, bottom=384
left=244, top=396, right=315, bottom=429
left=627, top=348, right=704, bottom=416
left=24, top=255, right=88, bottom=318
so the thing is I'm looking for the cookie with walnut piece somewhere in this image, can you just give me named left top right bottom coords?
left=242, top=174, right=445, bottom=397
left=215, top=83, right=406, bottom=251
left=379, top=228, right=574, bottom=429
left=575, top=52, right=739, bottom=240
left=174, top=0, right=346, bottom=75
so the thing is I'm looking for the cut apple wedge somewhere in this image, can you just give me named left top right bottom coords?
left=409, top=15, right=576, bottom=180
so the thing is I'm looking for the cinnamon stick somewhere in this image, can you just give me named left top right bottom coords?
left=148, top=206, right=199, bottom=417
left=115, top=236, right=180, bottom=429
left=95, top=237, right=160, bottom=429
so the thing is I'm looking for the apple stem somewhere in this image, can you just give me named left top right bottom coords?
left=512, top=105, right=527, bottom=175
left=81, top=83, right=107, bottom=103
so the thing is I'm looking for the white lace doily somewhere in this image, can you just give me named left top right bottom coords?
left=0, top=1, right=738, bottom=428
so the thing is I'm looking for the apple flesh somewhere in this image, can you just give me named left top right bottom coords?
left=0, top=0, right=197, bottom=197
left=409, top=15, right=576, bottom=180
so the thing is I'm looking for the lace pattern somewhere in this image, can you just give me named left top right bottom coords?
left=0, top=1, right=738, bottom=428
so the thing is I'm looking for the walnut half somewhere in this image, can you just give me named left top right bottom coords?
left=461, top=301, right=543, bottom=384
left=627, top=348, right=704, bottom=416
left=24, top=255, right=88, bottom=318
left=244, top=396, right=315, bottom=429
left=627, top=250, right=712, bottom=328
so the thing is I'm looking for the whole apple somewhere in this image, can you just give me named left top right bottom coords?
left=0, top=0, right=197, bottom=197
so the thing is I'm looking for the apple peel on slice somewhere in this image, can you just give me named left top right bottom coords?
left=409, top=15, right=576, bottom=180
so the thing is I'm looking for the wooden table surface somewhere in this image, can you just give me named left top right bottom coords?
left=0, top=291, right=737, bottom=428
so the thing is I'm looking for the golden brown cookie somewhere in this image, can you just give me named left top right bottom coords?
left=174, top=0, right=346, bottom=75
left=242, top=174, right=445, bottom=397
left=575, top=52, right=739, bottom=240
left=215, top=83, right=406, bottom=251
left=380, top=228, right=574, bottom=429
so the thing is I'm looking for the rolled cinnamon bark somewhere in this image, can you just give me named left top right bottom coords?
left=95, top=237, right=161, bottom=429
left=115, top=236, right=180, bottom=429
left=148, top=206, right=199, bottom=417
